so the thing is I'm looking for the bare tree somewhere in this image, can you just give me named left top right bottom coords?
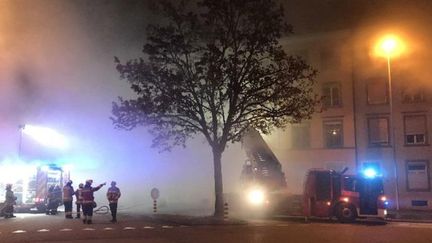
left=112, top=0, right=318, bottom=217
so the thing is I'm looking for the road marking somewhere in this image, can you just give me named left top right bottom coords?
left=37, top=229, right=50, bottom=232
left=143, top=226, right=154, bottom=229
left=12, top=230, right=26, bottom=234
left=123, top=227, right=136, bottom=230
left=162, top=225, right=173, bottom=229
left=393, top=222, right=432, bottom=229
left=83, top=228, right=96, bottom=231
left=60, top=228, right=73, bottom=232
left=103, top=227, right=114, bottom=231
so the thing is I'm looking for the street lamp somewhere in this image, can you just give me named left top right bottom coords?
left=18, top=124, right=26, bottom=160
left=375, top=35, right=404, bottom=210
left=18, top=124, right=69, bottom=159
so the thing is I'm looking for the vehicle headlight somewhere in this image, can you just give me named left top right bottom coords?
left=246, top=188, right=266, bottom=205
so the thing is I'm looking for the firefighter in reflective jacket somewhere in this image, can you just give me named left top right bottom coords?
left=74, top=183, right=84, bottom=218
left=62, top=180, right=75, bottom=219
left=81, top=179, right=106, bottom=224
left=106, top=181, right=121, bottom=223
left=4, top=184, right=17, bottom=218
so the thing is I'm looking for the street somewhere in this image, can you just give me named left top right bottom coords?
left=1, top=214, right=432, bottom=243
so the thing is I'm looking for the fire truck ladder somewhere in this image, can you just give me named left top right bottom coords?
left=241, top=129, right=287, bottom=190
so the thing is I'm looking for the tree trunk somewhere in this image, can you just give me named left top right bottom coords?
left=212, top=146, right=224, bottom=218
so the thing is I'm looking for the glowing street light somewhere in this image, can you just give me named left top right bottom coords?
left=19, top=124, right=69, bottom=152
left=375, top=34, right=405, bottom=210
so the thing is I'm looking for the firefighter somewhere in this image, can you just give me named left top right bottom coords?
left=106, top=181, right=121, bottom=223
left=4, top=184, right=17, bottom=218
left=74, top=183, right=84, bottom=219
left=52, top=185, right=62, bottom=215
left=81, top=179, right=106, bottom=224
left=46, top=185, right=55, bottom=215
left=63, top=180, right=75, bottom=219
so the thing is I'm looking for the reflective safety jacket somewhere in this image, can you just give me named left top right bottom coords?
left=106, top=186, right=121, bottom=203
left=81, top=184, right=104, bottom=204
left=63, top=185, right=75, bottom=202
left=5, top=189, right=16, bottom=206
left=75, top=188, right=83, bottom=204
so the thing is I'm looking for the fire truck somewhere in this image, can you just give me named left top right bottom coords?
left=0, top=163, right=70, bottom=213
left=303, top=168, right=388, bottom=222
left=240, top=129, right=388, bottom=222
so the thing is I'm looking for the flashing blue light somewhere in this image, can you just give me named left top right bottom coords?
left=384, top=201, right=389, bottom=206
left=363, top=168, right=377, bottom=178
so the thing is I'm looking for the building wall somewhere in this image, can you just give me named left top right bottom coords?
left=265, top=28, right=432, bottom=210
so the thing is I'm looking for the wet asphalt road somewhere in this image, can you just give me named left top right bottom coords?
left=1, top=213, right=432, bottom=243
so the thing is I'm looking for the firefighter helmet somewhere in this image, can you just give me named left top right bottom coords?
left=86, top=179, right=93, bottom=185
left=5, top=184, right=12, bottom=189
left=79, top=183, right=84, bottom=188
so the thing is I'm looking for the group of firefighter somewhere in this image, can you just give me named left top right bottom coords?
left=3, top=179, right=121, bottom=224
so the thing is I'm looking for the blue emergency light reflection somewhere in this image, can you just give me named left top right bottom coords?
left=363, top=168, right=377, bottom=178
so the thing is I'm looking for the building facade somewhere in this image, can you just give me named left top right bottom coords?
left=264, top=29, right=432, bottom=210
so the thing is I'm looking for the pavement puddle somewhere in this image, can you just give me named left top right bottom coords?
left=37, top=229, right=50, bottom=232
left=103, top=227, right=114, bottom=231
left=60, top=228, right=73, bottom=232
left=82, top=228, right=96, bottom=231
left=123, top=227, right=136, bottom=230
left=162, top=225, right=173, bottom=229
left=143, top=226, right=154, bottom=229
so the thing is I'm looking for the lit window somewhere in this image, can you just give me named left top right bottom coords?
left=404, top=115, right=427, bottom=145
left=323, top=120, right=343, bottom=148
left=368, top=117, right=389, bottom=146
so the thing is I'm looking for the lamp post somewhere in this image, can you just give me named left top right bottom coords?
left=18, top=124, right=26, bottom=160
left=377, top=35, right=403, bottom=210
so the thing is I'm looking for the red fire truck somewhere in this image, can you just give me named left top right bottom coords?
left=303, top=168, right=388, bottom=222
left=240, top=129, right=388, bottom=222
left=0, top=163, right=70, bottom=213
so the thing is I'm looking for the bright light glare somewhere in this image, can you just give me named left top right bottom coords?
left=374, top=34, right=405, bottom=58
left=22, top=125, right=68, bottom=149
left=247, top=188, right=265, bottom=206
left=363, top=168, right=377, bottom=178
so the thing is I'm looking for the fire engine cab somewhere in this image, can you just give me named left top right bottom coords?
left=0, top=163, right=70, bottom=213
left=303, top=168, right=388, bottom=222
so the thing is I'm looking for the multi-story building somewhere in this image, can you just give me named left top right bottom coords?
left=264, top=28, right=432, bottom=210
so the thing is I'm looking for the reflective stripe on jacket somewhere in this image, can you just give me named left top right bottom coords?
left=63, top=185, right=75, bottom=202
left=81, top=184, right=103, bottom=204
left=106, top=186, right=121, bottom=203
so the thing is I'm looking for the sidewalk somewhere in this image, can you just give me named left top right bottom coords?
left=386, top=209, right=432, bottom=223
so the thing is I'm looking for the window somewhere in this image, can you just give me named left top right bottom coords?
left=323, top=120, right=343, bottom=148
left=291, top=123, right=310, bottom=149
left=367, top=79, right=388, bottom=105
left=406, top=160, right=430, bottom=191
left=402, top=88, right=426, bottom=103
left=322, top=82, right=342, bottom=108
left=404, top=115, right=427, bottom=145
left=368, top=117, right=389, bottom=146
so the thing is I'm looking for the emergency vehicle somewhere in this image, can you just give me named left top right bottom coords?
left=303, top=168, right=388, bottom=222
left=239, top=129, right=388, bottom=222
left=0, top=163, right=70, bottom=213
